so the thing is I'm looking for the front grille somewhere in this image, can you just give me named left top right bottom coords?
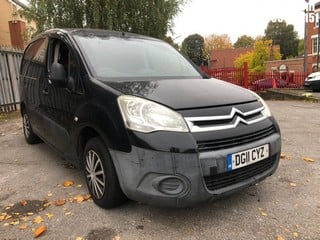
left=197, top=125, right=276, bottom=152
left=185, top=106, right=266, bottom=132
left=204, top=156, right=277, bottom=191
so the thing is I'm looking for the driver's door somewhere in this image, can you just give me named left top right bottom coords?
left=39, top=38, right=84, bottom=153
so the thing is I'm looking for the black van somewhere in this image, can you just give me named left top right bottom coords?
left=20, top=29, right=281, bottom=208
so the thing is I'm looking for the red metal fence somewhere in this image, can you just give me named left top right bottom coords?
left=200, top=64, right=307, bottom=92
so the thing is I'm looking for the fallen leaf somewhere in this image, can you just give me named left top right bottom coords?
left=261, top=211, right=267, bottom=216
left=83, top=194, right=91, bottom=201
left=0, top=215, right=5, bottom=222
left=290, top=182, right=297, bottom=187
left=293, top=232, right=299, bottom=238
left=276, top=236, right=285, bottom=240
left=27, top=212, right=34, bottom=216
left=5, top=215, right=12, bottom=220
left=258, top=208, right=268, bottom=216
left=21, top=200, right=28, bottom=206
left=113, top=235, right=121, bottom=240
left=76, top=184, right=82, bottom=188
left=21, top=217, right=28, bottom=222
left=74, top=195, right=84, bottom=203
left=55, top=199, right=66, bottom=206
left=19, top=224, right=28, bottom=230
left=47, top=192, right=53, bottom=197
left=45, top=213, right=54, bottom=219
left=10, top=220, right=20, bottom=225
left=302, top=93, right=313, bottom=97
left=76, top=237, right=84, bottom=240
left=280, top=153, right=286, bottom=159
left=3, top=223, right=9, bottom=227
left=63, top=180, right=74, bottom=187
left=34, top=225, right=46, bottom=238
left=303, top=157, right=315, bottom=163
left=65, top=212, right=72, bottom=216
left=33, top=216, right=44, bottom=224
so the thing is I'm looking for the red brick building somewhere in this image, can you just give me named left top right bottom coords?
left=265, top=58, right=304, bottom=73
left=305, top=1, right=320, bottom=73
left=210, top=1, right=320, bottom=75
left=0, top=0, right=36, bottom=49
left=209, top=48, right=252, bottom=69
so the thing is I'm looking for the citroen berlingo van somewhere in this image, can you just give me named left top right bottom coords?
left=20, top=29, right=281, bottom=208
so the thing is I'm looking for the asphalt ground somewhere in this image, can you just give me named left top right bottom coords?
left=0, top=100, right=319, bottom=240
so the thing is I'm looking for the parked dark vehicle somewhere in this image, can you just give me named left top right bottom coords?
left=304, top=71, right=320, bottom=92
left=250, top=77, right=297, bottom=91
left=20, top=29, right=281, bottom=208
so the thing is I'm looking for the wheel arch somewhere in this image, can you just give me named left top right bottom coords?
left=73, top=102, right=131, bottom=167
left=77, top=126, right=103, bottom=168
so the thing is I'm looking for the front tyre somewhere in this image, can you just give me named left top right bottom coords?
left=22, top=111, right=41, bottom=144
left=83, top=137, right=126, bottom=209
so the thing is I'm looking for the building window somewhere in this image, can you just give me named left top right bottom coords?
left=312, top=36, right=318, bottom=54
left=315, top=12, right=320, bottom=27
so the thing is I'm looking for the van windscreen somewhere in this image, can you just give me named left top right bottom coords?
left=74, top=35, right=201, bottom=80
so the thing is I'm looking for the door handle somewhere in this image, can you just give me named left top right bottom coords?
left=42, top=89, right=49, bottom=95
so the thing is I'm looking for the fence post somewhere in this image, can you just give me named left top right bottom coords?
left=243, top=62, right=248, bottom=89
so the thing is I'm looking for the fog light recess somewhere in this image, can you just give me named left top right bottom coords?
left=157, top=177, right=185, bottom=195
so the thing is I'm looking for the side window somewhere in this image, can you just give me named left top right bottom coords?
left=21, top=38, right=48, bottom=77
left=69, top=51, right=84, bottom=93
left=48, top=40, right=69, bottom=73
left=48, top=39, right=83, bottom=93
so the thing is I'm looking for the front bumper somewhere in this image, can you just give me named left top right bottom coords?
left=110, top=130, right=281, bottom=208
left=304, top=80, right=320, bottom=91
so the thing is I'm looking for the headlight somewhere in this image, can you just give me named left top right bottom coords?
left=249, top=90, right=272, bottom=117
left=118, top=95, right=189, bottom=133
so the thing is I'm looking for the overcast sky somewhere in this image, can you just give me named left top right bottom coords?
left=172, top=0, right=317, bottom=44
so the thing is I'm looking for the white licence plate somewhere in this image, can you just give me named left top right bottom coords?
left=227, top=144, right=269, bottom=171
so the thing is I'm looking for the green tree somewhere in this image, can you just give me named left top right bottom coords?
left=20, top=0, right=187, bottom=39
left=181, top=34, right=205, bottom=65
left=264, top=20, right=299, bottom=59
left=298, top=39, right=304, bottom=56
left=234, top=39, right=281, bottom=73
left=163, top=36, right=180, bottom=50
left=233, top=35, right=255, bottom=48
left=19, top=0, right=85, bottom=33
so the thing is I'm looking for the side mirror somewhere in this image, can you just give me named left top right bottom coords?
left=49, top=63, right=68, bottom=88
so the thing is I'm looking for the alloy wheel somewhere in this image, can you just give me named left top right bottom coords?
left=23, top=114, right=31, bottom=138
left=85, top=150, right=106, bottom=199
